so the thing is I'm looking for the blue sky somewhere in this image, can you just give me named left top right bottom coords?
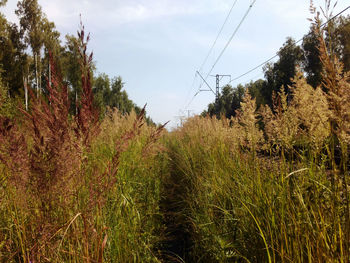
left=2, top=0, right=350, bottom=128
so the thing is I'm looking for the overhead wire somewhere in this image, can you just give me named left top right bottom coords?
left=185, top=3, right=350, bottom=111
left=185, top=0, right=257, bottom=110
left=189, top=0, right=257, bottom=109
left=198, top=0, right=239, bottom=74
left=184, top=0, right=239, bottom=110
left=228, top=4, right=350, bottom=84
left=184, top=90, right=200, bottom=110
left=204, top=0, right=257, bottom=80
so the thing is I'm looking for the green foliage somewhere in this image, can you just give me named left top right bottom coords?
left=0, top=42, right=164, bottom=262
left=0, top=74, right=14, bottom=118
left=0, top=0, right=145, bottom=121
left=334, top=15, right=350, bottom=71
left=92, top=73, right=145, bottom=118
left=205, top=84, right=245, bottom=118
left=302, top=28, right=323, bottom=88
left=204, top=80, right=265, bottom=119
left=0, top=13, right=27, bottom=96
left=263, top=37, right=304, bottom=106
left=204, top=15, right=350, bottom=117
left=1, top=1, right=350, bottom=262
left=16, top=0, right=43, bottom=55
left=247, top=79, right=266, bottom=107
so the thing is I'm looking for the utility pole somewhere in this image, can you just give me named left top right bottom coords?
left=187, top=72, right=231, bottom=117
left=196, top=71, right=215, bottom=95
left=214, top=74, right=231, bottom=103
left=216, top=74, right=220, bottom=103
left=23, top=76, right=28, bottom=111
left=196, top=71, right=231, bottom=102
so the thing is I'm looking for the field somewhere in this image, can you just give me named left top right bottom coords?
left=1, top=11, right=350, bottom=263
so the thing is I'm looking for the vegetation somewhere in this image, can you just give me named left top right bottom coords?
left=0, top=0, right=350, bottom=262
left=203, top=12, right=350, bottom=118
left=158, top=10, right=350, bottom=261
left=0, top=0, right=150, bottom=120
left=0, top=23, right=165, bottom=261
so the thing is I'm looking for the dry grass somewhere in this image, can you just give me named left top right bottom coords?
left=1, top=3, right=349, bottom=263
left=0, top=26, right=167, bottom=262
left=157, top=10, right=350, bottom=262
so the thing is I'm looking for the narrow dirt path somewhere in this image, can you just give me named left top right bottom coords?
left=156, top=144, right=215, bottom=263
left=158, top=149, right=195, bottom=262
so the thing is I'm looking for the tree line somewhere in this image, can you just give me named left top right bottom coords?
left=0, top=0, right=152, bottom=122
left=203, top=15, right=350, bottom=118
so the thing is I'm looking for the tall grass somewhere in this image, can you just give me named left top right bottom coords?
left=157, top=11, right=350, bottom=262
left=164, top=115, right=347, bottom=262
left=0, top=26, right=166, bottom=262
left=1, top=4, right=349, bottom=263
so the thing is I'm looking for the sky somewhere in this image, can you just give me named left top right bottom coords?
left=2, top=0, right=350, bottom=128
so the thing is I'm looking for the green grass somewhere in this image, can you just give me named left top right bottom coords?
left=157, top=116, right=349, bottom=262
left=1, top=13, right=349, bottom=262
left=1, top=110, right=349, bottom=262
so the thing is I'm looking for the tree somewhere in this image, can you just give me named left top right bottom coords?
left=93, top=72, right=110, bottom=114
left=230, top=84, right=245, bottom=116
left=62, top=35, right=82, bottom=114
left=334, top=15, right=350, bottom=71
left=204, top=84, right=246, bottom=119
left=40, top=17, right=62, bottom=94
left=92, top=73, right=139, bottom=116
left=262, top=38, right=303, bottom=106
left=205, top=85, right=234, bottom=118
left=246, top=79, right=266, bottom=108
left=0, top=72, right=14, bottom=118
left=16, top=0, right=44, bottom=96
left=301, top=15, right=350, bottom=88
left=109, top=76, right=134, bottom=114
left=302, top=28, right=323, bottom=88
left=0, top=13, right=28, bottom=97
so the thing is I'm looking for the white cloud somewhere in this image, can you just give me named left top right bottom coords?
left=36, top=0, right=231, bottom=29
left=32, top=0, right=348, bottom=31
left=263, top=0, right=349, bottom=27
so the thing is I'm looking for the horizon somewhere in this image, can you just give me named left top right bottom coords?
left=2, top=0, right=350, bottom=128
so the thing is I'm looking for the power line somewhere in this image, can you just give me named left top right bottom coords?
left=184, top=71, right=215, bottom=109
left=204, top=0, right=257, bottom=80
left=184, top=90, right=200, bottom=110
left=196, top=0, right=256, bottom=99
left=185, top=3, right=350, bottom=110
left=184, top=0, right=239, bottom=109
left=185, top=1, right=256, bottom=110
left=199, top=0, right=239, bottom=73
left=197, top=71, right=215, bottom=95
left=320, top=5, right=350, bottom=27
left=228, top=4, right=350, bottom=84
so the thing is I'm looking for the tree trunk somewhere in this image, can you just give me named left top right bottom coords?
left=49, top=62, right=51, bottom=87
left=35, top=53, right=39, bottom=98
left=75, top=90, right=78, bottom=115
left=23, top=76, right=28, bottom=111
